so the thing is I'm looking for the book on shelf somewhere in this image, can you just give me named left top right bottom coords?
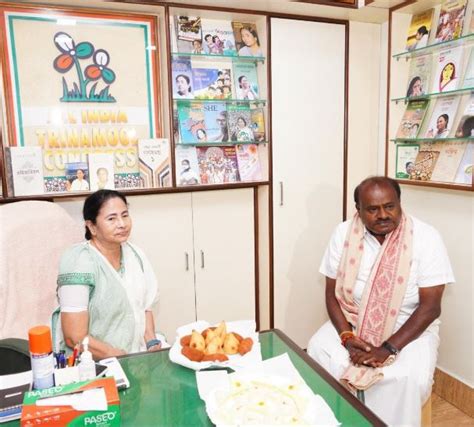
left=454, top=94, right=474, bottom=137
left=232, top=22, right=264, bottom=57
left=236, top=144, right=262, bottom=181
left=396, top=99, right=430, bottom=139
left=395, top=144, right=420, bottom=178
left=192, top=65, right=233, bottom=99
left=454, top=141, right=473, bottom=183
left=431, top=46, right=464, bottom=93
left=172, top=58, right=194, bottom=99
left=410, top=142, right=441, bottom=181
left=138, top=138, right=171, bottom=188
left=233, top=62, right=259, bottom=100
left=171, top=16, right=202, bottom=53
left=197, top=146, right=240, bottom=184
left=201, top=19, right=237, bottom=56
left=250, top=105, right=266, bottom=142
left=405, top=9, right=434, bottom=51
left=430, top=140, right=467, bottom=182
left=178, top=101, right=205, bottom=143
left=88, top=153, right=115, bottom=191
left=228, top=103, right=255, bottom=142
left=406, top=54, right=432, bottom=97
left=434, top=0, right=468, bottom=43
left=5, top=146, right=44, bottom=196
left=65, top=161, right=89, bottom=192
left=203, top=102, right=229, bottom=142
left=175, top=145, right=201, bottom=186
left=462, top=47, right=474, bottom=88
left=424, top=95, right=460, bottom=138
left=470, top=8, right=474, bottom=34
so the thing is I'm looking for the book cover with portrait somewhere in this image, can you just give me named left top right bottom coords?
left=88, top=153, right=115, bottom=191
left=172, top=58, right=194, bottom=99
left=233, top=62, right=259, bottom=100
left=236, top=144, right=262, bottom=182
left=430, top=140, right=467, bottom=182
left=228, top=103, right=254, bottom=142
left=410, top=142, right=441, bottom=181
left=232, top=22, right=264, bottom=57
left=405, top=54, right=432, bottom=97
left=405, top=9, right=434, bottom=51
left=177, top=101, right=205, bottom=143
left=454, top=141, right=473, bottom=184
left=454, top=94, right=474, bottom=137
left=65, top=161, right=89, bottom=192
left=138, top=138, right=171, bottom=188
left=395, top=99, right=430, bottom=139
left=462, top=48, right=474, bottom=88
left=203, top=102, right=229, bottom=142
left=200, top=19, right=237, bottom=56
left=424, top=95, right=460, bottom=138
left=395, top=144, right=420, bottom=179
left=197, top=146, right=240, bottom=184
left=192, top=65, right=233, bottom=99
left=250, top=105, right=266, bottom=142
left=434, top=0, right=468, bottom=43
left=175, top=145, right=201, bottom=186
left=431, top=47, right=463, bottom=93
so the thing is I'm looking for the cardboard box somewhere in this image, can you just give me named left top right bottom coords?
left=21, top=377, right=120, bottom=426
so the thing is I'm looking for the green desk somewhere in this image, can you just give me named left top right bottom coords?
left=118, top=329, right=386, bottom=426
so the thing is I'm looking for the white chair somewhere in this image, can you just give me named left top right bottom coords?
left=0, top=201, right=82, bottom=340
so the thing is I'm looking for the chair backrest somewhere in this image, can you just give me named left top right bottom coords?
left=0, top=201, right=83, bottom=340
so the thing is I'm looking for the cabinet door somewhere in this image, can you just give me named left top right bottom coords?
left=129, top=193, right=196, bottom=341
left=271, top=18, right=346, bottom=347
left=192, top=189, right=255, bottom=324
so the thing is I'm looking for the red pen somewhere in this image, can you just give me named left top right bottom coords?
left=72, top=344, right=79, bottom=366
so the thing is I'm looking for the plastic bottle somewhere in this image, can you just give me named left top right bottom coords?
left=28, top=325, right=55, bottom=389
left=78, top=336, right=96, bottom=381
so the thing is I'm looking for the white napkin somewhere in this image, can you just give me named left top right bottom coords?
left=169, top=320, right=261, bottom=371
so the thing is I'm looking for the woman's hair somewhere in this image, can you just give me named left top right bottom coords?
left=176, top=74, right=191, bottom=93
left=240, top=26, right=260, bottom=47
left=406, top=76, right=421, bottom=97
left=83, top=190, right=127, bottom=240
left=417, top=26, right=428, bottom=36
left=462, top=116, right=474, bottom=137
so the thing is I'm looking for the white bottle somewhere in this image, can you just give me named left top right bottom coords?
left=78, top=337, right=96, bottom=381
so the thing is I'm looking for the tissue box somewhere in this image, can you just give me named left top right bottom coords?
left=20, top=377, right=120, bottom=426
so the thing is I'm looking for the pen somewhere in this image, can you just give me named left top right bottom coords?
left=72, top=344, right=79, bottom=366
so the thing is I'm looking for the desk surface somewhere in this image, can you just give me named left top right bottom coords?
left=118, top=329, right=386, bottom=426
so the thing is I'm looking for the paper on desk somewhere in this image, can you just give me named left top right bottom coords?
left=36, top=387, right=107, bottom=411
left=169, top=320, right=261, bottom=371
left=0, top=371, right=32, bottom=389
left=197, top=353, right=341, bottom=426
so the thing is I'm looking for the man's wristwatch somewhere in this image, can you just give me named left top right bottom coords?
left=382, top=340, right=400, bottom=355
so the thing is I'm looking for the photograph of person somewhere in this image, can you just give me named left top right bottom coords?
left=231, top=116, right=255, bottom=142
left=406, top=76, right=423, bottom=97
left=70, top=168, right=90, bottom=192
left=439, top=62, right=457, bottom=92
left=455, top=116, right=474, bottom=137
left=179, top=159, right=199, bottom=185
left=237, top=26, right=263, bottom=57
left=410, top=26, right=429, bottom=50
left=208, top=110, right=229, bottom=142
left=191, top=39, right=203, bottom=54
left=175, top=74, right=194, bottom=99
left=237, top=75, right=258, bottom=100
left=195, top=128, right=208, bottom=142
left=426, top=114, right=450, bottom=138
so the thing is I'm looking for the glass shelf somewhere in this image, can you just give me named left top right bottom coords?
left=176, top=141, right=268, bottom=147
left=393, top=32, right=474, bottom=60
left=391, top=86, right=474, bottom=103
left=171, top=51, right=265, bottom=62
left=173, top=98, right=267, bottom=104
left=392, top=137, right=474, bottom=143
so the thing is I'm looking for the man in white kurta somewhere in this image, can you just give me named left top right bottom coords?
left=307, top=177, right=454, bottom=427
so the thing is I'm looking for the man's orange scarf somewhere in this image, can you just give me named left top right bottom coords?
left=335, top=212, right=413, bottom=391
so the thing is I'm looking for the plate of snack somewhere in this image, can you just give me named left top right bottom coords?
left=169, top=320, right=261, bottom=371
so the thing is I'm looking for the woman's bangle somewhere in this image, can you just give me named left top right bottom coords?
left=339, top=330, right=355, bottom=347
left=146, top=338, right=161, bottom=350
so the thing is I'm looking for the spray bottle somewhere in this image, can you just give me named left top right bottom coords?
left=78, top=336, right=96, bottom=381
left=28, top=325, right=55, bottom=389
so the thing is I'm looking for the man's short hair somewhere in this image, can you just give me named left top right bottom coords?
left=353, top=176, right=401, bottom=205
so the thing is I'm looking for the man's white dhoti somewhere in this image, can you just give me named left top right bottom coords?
left=308, top=321, right=439, bottom=427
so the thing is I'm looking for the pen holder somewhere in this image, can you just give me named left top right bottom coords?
left=54, top=366, right=80, bottom=386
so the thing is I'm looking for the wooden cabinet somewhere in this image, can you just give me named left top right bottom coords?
left=129, top=188, right=255, bottom=339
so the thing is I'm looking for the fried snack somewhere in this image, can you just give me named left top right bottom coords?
left=205, top=329, right=218, bottom=346
left=223, top=333, right=240, bottom=355
left=190, top=330, right=205, bottom=352
left=201, top=327, right=216, bottom=339
left=180, top=334, right=192, bottom=347
left=214, top=321, right=227, bottom=341
left=205, top=336, right=223, bottom=355
left=238, top=337, right=254, bottom=355
left=181, top=345, right=204, bottom=362
left=202, top=353, right=229, bottom=362
left=232, top=332, right=244, bottom=342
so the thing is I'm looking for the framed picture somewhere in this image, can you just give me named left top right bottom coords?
left=0, top=4, right=167, bottom=194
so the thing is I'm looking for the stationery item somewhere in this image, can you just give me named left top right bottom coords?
left=0, top=371, right=32, bottom=423
left=53, top=366, right=80, bottom=386
left=28, top=326, right=54, bottom=390
left=97, top=358, right=130, bottom=390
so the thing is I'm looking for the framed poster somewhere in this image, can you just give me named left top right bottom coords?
left=0, top=4, right=168, bottom=195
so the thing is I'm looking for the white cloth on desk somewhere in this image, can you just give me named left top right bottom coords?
left=307, top=215, right=455, bottom=426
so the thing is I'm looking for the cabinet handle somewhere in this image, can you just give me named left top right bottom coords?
left=200, top=250, right=205, bottom=269
left=279, top=181, right=284, bottom=206
left=185, top=252, right=189, bottom=271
